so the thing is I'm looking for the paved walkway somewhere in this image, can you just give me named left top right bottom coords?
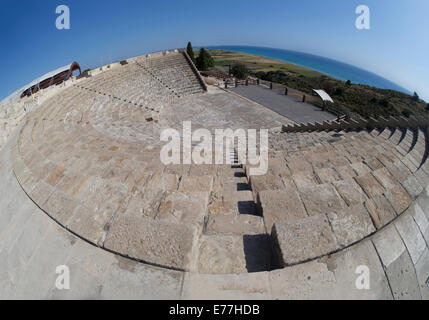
left=230, top=85, right=337, bottom=123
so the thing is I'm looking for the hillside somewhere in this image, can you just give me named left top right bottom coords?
left=207, top=49, right=429, bottom=119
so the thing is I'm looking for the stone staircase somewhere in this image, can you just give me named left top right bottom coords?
left=134, top=51, right=206, bottom=97
left=198, top=149, right=272, bottom=274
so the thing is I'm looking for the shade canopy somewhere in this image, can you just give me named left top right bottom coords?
left=313, top=89, right=334, bottom=103
left=1, top=62, right=81, bottom=104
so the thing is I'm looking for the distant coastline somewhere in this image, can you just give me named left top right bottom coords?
left=206, top=45, right=411, bottom=95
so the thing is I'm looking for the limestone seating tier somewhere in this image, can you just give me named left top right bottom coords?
left=0, top=99, right=38, bottom=150
left=1, top=125, right=428, bottom=298
left=134, top=52, right=205, bottom=97
left=12, top=52, right=264, bottom=272
left=243, top=124, right=429, bottom=266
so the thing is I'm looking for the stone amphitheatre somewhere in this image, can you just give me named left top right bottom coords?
left=0, top=49, right=428, bottom=299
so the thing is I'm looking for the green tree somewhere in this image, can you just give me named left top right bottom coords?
left=186, top=42, right=195, bottom=64
left=195, top=48, right=215, bottom=71
left=231, top=62, right=249, bottom=79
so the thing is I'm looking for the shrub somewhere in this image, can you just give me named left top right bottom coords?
left=230, top=62, right=249, bottom=79
left=255, top=71, right=266, bottom=79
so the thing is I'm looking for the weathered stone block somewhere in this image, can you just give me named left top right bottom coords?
left=351, top=162, right=371, bottom=176
left=157, top=191, right=208, bottom=226
left=45, top=165, right=66, bottom=187
left=67, top=202, right=112, bottom=245
left=212, top=175, right=249, bottom=193
left=292, top=171, right=318, bottom=189
left=258, top=190, right=307, bottom=232
left=178, top=175, right=213, bottom=193
left=208, top=190, right=254, bottom=215
left=402, top=175, right=423, bottom=199
left=122, top=188, right=164, bottom=219
left=335, top=164, right=356, bottom=180
left=372, top=167, right=398, bottom=190
left=395, top=213, right=426, bottom=264
left=333, top=179, right=367, bottom=206
left=197, top=235, right=247, bottom=274
left=415, top=248, right=429, bottom=300
left=299, top=184, right=345, bottom=216
left=364, top=195, right=396, bottom=229
left=147, top=172, right=179, bottom=192
left=328, top=155, right=350, bottom=168
left=204, top=214, right=265, bottom=236
left=414, top=168, right=429, bottom=190
left=315, top=167, right=341, bottom=184
left=189, top=164, right=217, bottom=177
left=385, top=251, right=421, bottom=300
left=43, top=191, right=81, bottom=226
left=372, top=224, right=406, bottom=268
left=327, top=204, right=375, bottom=247
left=384, top=185, right=412, bottom=214
left=285, top=155, right=313, bottom=174
left=250, top=175, right=285, bottom=193
left=104, top=215, right=196, bottom=270
left=364, top=157, right=384, bottom=170
left=55, top=171, right=87, bottom=195
left=27, top=180, right=56, bottom=207
left=280, top=173, right=297, bottom=189
left=272, top=214, right=339, bottom=266
left=267, top=157, right=290, bottom=176
left=164, top=164, right=190, bottom=176
left=410, top=203, right=429, bottom=244
left=354, top=173, right=385, bottom=198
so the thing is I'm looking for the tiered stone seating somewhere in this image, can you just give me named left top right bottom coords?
left=135, top=52, right=205, bottom=97
left=247, top=124, right=429, bottom=266
left=0, top=99, right=36, bottom=149
left=75, top=51, right=205, bottom=119
left=11, top=51, right=213, bottom=271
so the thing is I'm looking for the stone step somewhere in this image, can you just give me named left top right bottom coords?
left=197, top=234, right=272, bottom=274
left=204, top=214, right=265, bottom=236
left=208, top=190, right=256, bottom=216
left=257, top=189, right=307, bottom=234
left=271, top=201, right=377, bottom=266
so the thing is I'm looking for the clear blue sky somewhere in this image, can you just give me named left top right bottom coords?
left=1, top=0, right=428, bottom=101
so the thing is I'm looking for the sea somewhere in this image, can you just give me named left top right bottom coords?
left=207, top=45, right=410, bottom=95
